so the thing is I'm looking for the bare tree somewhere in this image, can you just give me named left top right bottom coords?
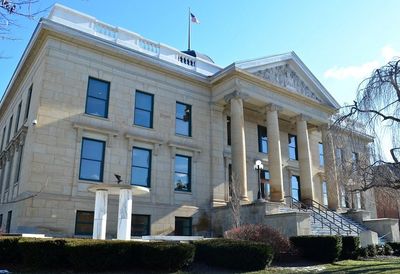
left=333, top=58, right=400, bottom=193
left=228, top=172, right=241, bottom=228
left=1, top=0, right=46, bottom=40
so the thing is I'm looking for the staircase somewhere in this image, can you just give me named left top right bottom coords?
left=284, top=196, right=367, bottom=237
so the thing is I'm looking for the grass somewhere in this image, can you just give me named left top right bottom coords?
left=248, top=257, right=400, bottom=274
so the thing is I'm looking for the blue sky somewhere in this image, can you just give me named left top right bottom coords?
left=1, top=0, right=400, bottom=106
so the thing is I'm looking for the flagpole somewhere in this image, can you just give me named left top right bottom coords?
left=188, top=7, right=191, bottom=50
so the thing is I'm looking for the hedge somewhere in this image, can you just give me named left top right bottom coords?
left=341, top=236, right=360, bottom=259
left=194, top=239, right=274, bottom=271
left=0, top=237, right=195, bottom=272
left=290, top=235, right=342, bottom=262
left=388, top=242, right=400, bottom=256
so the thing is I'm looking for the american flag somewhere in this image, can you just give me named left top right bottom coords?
left=190, top=13, right=200, bottom=24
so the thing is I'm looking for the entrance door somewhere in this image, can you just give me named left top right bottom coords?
left=291, top=175, right=301, bottom=201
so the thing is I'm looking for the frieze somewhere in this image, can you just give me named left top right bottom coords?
left=253, top=64, right=323, bottom=103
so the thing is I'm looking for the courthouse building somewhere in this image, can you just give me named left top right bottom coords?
left=0, top=4, right=379, bottom=237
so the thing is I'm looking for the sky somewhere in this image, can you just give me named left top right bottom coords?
left=1, top=0, right=400, bottom=107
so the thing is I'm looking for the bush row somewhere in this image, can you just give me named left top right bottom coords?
left=290, top=235, right=343, bottom=262
left=0, top=237, right=273, bottom=272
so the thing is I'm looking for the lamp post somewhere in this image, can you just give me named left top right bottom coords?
left=254, top=160, right=264, bottom=202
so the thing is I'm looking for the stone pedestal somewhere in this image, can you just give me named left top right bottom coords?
left=93, top=189, right=108, bottom=240
left=117, top=188, right=133, bottom=240
left=360, top=230, right=379, bottom=247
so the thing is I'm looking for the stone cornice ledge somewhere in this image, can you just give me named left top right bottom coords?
left=168, top=141, right=201, bottom=161
left=72, top=122, right=119, bottom=137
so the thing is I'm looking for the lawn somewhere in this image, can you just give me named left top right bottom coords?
left=247, top=258, right=400, bottom=274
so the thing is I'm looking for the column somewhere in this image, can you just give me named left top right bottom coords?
left=321, top=125, right=340, bottom=210
left=266, top=104, right=284, bottom=202
left=93, top=189, right=108, bottom=240
left=296, top=115, right=314, bottom=202
left=117, top=188, right=133, bottom=240
left=224, top=91, right=248, bottom=201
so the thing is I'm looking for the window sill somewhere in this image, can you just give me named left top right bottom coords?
left=78, top=179, right=103, bottom=184
left=132, top=124, right=156, bottom=131
left=82, top=113, right=110, bottom=122
left=174, top=191, right=192, bottom=195
left=175, top=134, right=192, bottom=139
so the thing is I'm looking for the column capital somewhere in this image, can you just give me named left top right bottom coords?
left=265, top=103, right=283, bottom=113
left=224, top=90, right=249, bottom=103
left=296, top=114, right=312, bottom=122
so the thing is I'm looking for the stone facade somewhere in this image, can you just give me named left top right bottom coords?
left=0, top=5, right=377, bottom=237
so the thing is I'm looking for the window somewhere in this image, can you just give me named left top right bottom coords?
left=258, top=125, right=268, bottom=154
left=319, top=143, right=324, bottom=166
left=175, top=217, right=192, bottom=236
left=340, top=185, right=347, bottom=208
left=355, top=191, right=362, bottom=209
left=288, top=134, right=298, bottom=160
left=15, top=102, right=22, bottom=134
left=24, top=85, right=32, bottom=122
left=227, top=116, right=231, bottom=146
left=79, top=138, right=105, bottom=182
left=0, top=214, right=2, bottom=228
left=134, top=91, right=154, bottom=128
left=336, top=148, right=344, bottom=164
left=352, top=152, right=359, bottom=171
left=291, top=175, right=301, bottom=201
left=228, top=164, right=232, bottom=197
left=176, top=102, right=191, bottom=136
left=6, top=116, right=13, bottom=143
left=174, top=155, right=191, bottom=192
left=6, top=211, right=12, bottom=233
left=5, top=154, right=14, bottom=191
left=14, top=146, right=23, bottom=183
left=0, top=127, right=6, bottom=151
left=261, top=170, right=270, bottom=199
left=75, top=211, right=94, bottom=235
left=131, top=147, right=151, bottom=187
left=322, top=181, right=328, bottom=206
left=131, top=214, right=150, bottom=236
left=85, top=77, right=110, bottom=118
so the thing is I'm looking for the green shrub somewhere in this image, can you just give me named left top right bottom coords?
left=341, top=236, right=360, bottom=259
left=366, top=244, right=377, bottom=257
left=290, top=235, right=342, bottom=263
left=359, top=247, right=368, bottom=258
left=0, top=237, right=21, bottom=264
left=387, top=242, right=400, bottom=256
left=194, top=239, right=273, bottom=271
left=384, top=244, right=394, bottom=255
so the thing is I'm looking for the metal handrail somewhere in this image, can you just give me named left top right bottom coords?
left=285, top=196, right=348, bottom=235
left=303, top=198, right=363, bottom=235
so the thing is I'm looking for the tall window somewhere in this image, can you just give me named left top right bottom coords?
left=15, top=102, right=22, bottom=134
left=5, top=154, right=14, bottom=191
left=85, top=77, right=110, bottom=118
left=319, top=143, right=324, bottom=166
left=79, top=138, right=105, bottom=182
left=6, top=211, right=12, bottom=233
left=288, top=134, right=298, bottom=160
left=1, top=127, right=6, bottom=151
left=174, top=155, right=191, bottom=192
left=75, top=211, right=94, bottom=235
left=134, top=91, right=154, bottom=128
left=322, top=181, right=328, bottom=206
left=262, top=170, right=270, bottom=199
left=24, top=85, right=32, bottom=122
left=336, top=148, right=344, bottom=164
left=6, top=116, right=13, bottom=144
left=131, top=214, right=150, bottom=236
left=258, top=125, right=268, bottom=154
left=175, top=217, right=192, bottom=236
left=131, top=147, right=151, bottom=187
left=352, top=152, right=359, bottom=171
left=291, top=175, right=300, bottom=201
left=355, top=191, right=362, bottom=209
left=340, top=185, right=347, bottom=208
left=0, top=214, right=2, bottom=228
left=176, top=102, right=191, bottom=136
left=227, top=116, right=231, bottom=146
left=14, top=146, right=23, bottom=183
left=228, top=164, right=232, bottom=197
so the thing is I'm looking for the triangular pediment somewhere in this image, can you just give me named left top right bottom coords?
left=235, top=52, right=340, bottom=109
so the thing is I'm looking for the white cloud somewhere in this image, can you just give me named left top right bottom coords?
left=324, top=45, right=400, bottom=80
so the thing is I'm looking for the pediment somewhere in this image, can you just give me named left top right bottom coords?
left=253, top=64, right=323, bottom=103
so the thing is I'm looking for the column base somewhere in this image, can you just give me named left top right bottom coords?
left=240, top=195, right=249, bottom=201
left=270, top=192, right=285, bottom=203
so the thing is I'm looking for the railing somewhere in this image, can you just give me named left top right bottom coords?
left=285, top=196, right=363, bottom=236
left=47, top=4, right=221, bottom=76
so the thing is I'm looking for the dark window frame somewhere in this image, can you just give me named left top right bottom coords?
left=85, top=77, right=110, bottom=118
left=1, top=127, right=6, bottom=151
left=24, top=85, right=32, bottom=122
left=319, top=142, right=324, bottom=166
left=174, top=154, right=192, bottom=192
left=258, top=125, right=268, bottom=154
left=175, top=102, right=192, bottom=137
left=227, top=116, right=231, bottom=146
left=131, top=147, right=152, bottom=187
left=75, top=210, right=94, bottom=236
left=14, top=145, right=23, bottom=183
left=79, top=138, right=106, bottom=182
left=0, top=214, right=2, bottom=228
left=6, top=116, right=13, bottom=144
left=131, top=214, right=151, bottom=236
left=288, top=134, right=298, bottom=160
left=6, top=210, right=12, bottom=233
left=174, top=217, right=192, bottom=236
left=15, top=101, right=22, bottom=134
left=134, top=90, right=154, bottom=128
